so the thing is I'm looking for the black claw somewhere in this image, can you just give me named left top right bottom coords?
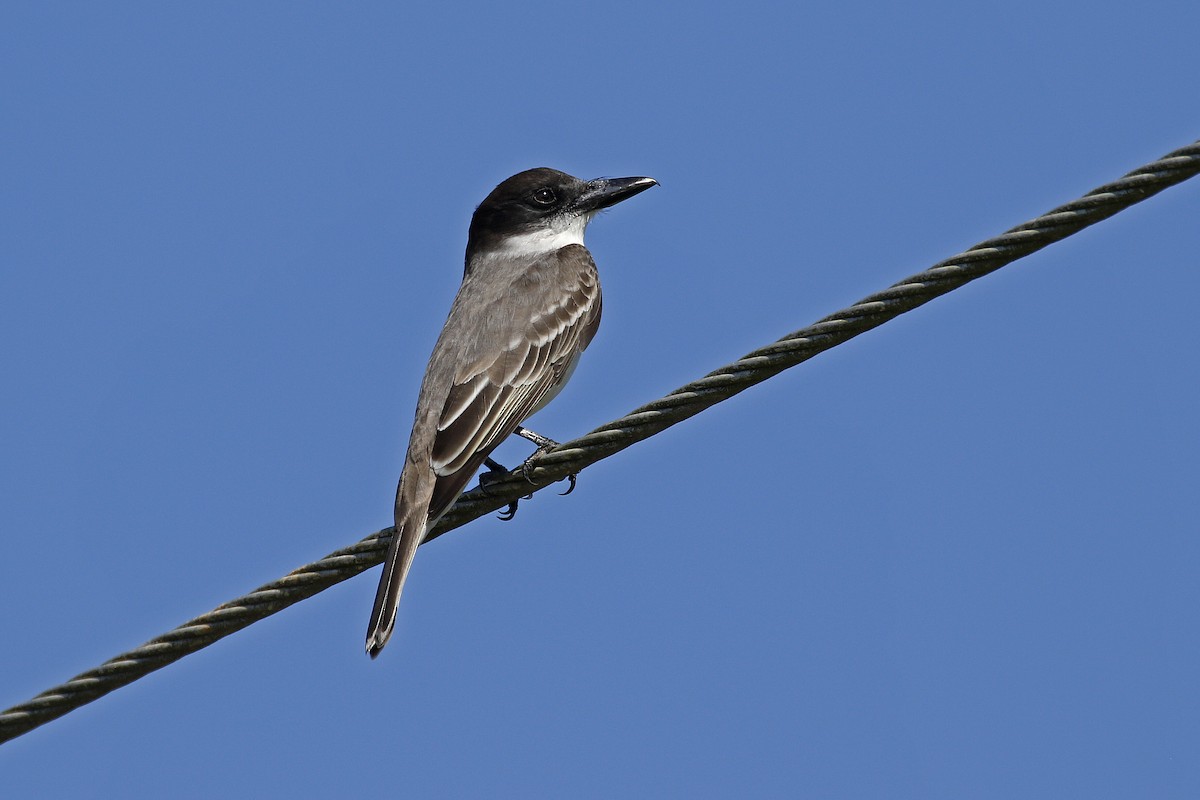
left=488, top=446, right=578, bottom=517
left=481, top=458, right=521, bottom=521
left=478, top=463, right=505, bottom=496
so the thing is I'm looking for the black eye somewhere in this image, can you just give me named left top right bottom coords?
left=530, top=187, right=557, bottom=206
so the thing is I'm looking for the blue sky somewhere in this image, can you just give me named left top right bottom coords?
left=2, top=2, right=1198, bottom=797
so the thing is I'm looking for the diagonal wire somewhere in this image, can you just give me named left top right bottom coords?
left=2, top=140, right=1197, bottom=745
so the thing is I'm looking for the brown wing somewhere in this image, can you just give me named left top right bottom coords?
left=426, top=247, right=602, bottom=519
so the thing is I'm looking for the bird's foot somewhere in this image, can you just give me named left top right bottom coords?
left=480, top=458, right=530, bottom=521
left=513, top=427, right=578, bottom=495
left=513, top=425, right=558, bottom=449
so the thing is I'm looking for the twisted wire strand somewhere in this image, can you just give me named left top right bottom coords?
left=2, top=140, right=1197, bottom=745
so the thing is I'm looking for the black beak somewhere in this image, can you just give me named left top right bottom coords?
left=576, top=176, right=658, bottom=212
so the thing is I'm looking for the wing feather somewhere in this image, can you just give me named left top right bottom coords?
left=425, top=247, right=600, bottom=516
left=439, top=373, right=489, bottom=429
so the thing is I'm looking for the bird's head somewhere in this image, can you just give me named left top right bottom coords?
left=466, top=168, right=657, bottom=263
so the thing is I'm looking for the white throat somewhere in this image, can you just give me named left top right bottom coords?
left=491, top=213, right=592, bottom=258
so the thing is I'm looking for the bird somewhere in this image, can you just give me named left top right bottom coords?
left=365, top=167, right=657, bottom=657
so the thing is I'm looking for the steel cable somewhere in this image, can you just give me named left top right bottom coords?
left=2, top=140, right=1197, bottom=745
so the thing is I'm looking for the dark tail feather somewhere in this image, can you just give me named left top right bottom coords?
left=365, top=506, right=426, bottom=658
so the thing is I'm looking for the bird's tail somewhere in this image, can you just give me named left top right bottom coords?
left=365, top=500, right=428, bottom=658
